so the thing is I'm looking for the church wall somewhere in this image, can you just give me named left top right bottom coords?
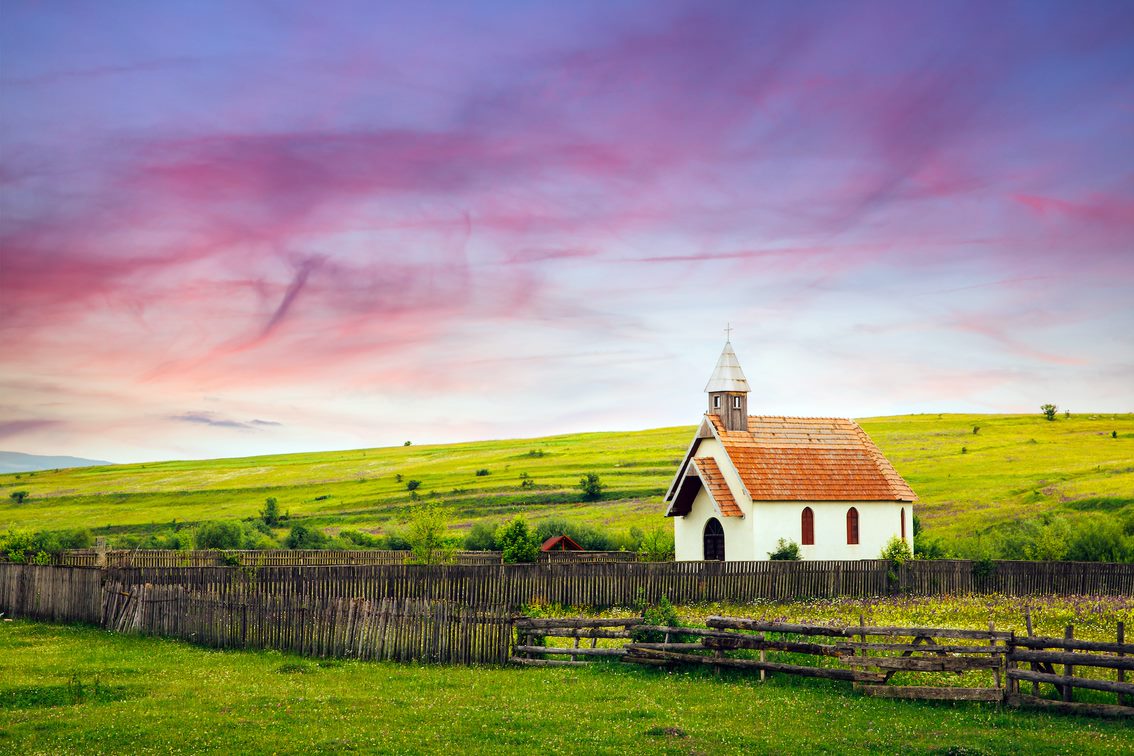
left=752, top=500, right=912, bottom=561
left=673, top=486, right=754, bottom=561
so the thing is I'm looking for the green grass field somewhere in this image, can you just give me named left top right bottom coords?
left=3, top=591, right=1133, bottom=755
left=1, top=414, right=1131, bottom=550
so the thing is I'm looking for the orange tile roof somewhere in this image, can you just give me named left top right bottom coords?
left=690, top=456, right=744, bottom=517
left=706, top=414, right=916, bottom=502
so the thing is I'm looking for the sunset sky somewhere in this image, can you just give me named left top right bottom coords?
left=2, top=1, right=1132, bottom=463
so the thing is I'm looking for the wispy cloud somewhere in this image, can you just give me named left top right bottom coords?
left=170, top=412, right=282, bottom=431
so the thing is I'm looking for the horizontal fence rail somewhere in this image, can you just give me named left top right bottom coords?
left=3, top=549, right=504, bottom=568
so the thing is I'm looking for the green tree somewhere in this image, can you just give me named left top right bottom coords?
left=195, top=521, right=242, bottom=550
left=496, top=516, right=539, bottom=563
left=9, top=490, right=29, bottom=504
left=768, top=538, right=802, bottom=560
left=405, top=505, right=456, bottom=565
left=260, top=497, right=281, bottom=527
left=1041, top=403, right=1058, bottom=421
left=578, top=472, right=604, bottom=501
left=637, top=526, right=675, bottom=561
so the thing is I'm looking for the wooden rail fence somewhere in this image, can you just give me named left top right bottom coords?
left=514, top=615, right=1132, bottom=716
left=1007, top=617, right=1134, bottom=717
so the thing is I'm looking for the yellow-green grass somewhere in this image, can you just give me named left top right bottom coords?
left=1, top=414, right=1131, bottom=544
left=2, top=618, right=1132, bottom=755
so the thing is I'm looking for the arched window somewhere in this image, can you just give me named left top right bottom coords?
left=801, top=507, right=814, bottom=546
left=846, top=507, right=859, bottom=545
left=900, top=508, right=906, bottom=541
left=703, top=518, right=725, bottom=561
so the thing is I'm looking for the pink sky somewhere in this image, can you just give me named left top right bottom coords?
left=2, top=1, right=1132, bottom=462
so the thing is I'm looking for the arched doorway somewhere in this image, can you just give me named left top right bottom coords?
left=703, top=518, right=725, bottom=561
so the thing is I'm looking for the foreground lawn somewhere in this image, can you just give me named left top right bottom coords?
left=0, top=413, right=1131, bottom=546
left=1, top=620, right=1131, bottom=755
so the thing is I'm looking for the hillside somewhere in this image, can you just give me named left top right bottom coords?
left=0, top=451, right=112, bottom=474
left=0, top=414, right=1131, bottom=552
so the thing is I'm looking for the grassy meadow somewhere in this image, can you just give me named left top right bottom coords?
left=3, top=609, right=1133, bottom=756
left=0, top=413, right=1131, bottom=554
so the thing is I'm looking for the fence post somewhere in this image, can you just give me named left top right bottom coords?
left=1119, top=622, right=1128, bottom=707
left=1063, top=625, right=1074, bottom=703
left=1024, top=607, right=1039, bottom=697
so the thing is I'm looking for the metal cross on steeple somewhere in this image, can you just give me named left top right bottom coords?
left=724, top=322, right=733, bottom=341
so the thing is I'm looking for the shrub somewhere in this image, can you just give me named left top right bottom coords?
left=518, top=473, right=534, bottom=489
left=338, top=529, right=381, bottom=548
left=1114, top=431, right=1119, bottom=439
left=260, top=497, right=281, bottom=527
left=195, top=521, right=242, bottom=550
left=578, top=473, right=604, bottom=501
left=284, top=524, right=327, bottom=550
left=1041, top=403, right=1058, bottom=421
left=475, top=469, right=490, bottom=477
left=463, top=522, right=499, bottom=551
left=880, top=536, right=913, bottom=564
left=406, top=479, right=421, bottom=492
left=9, top=490, right=29, bottom=504
left=768, top=538, right=802, bottom=560
left=405, top=505, right=456, bottom=565
left=632, top=595, right=689, bottom=643
left=497, top=516, right=539, bottom=563
left=1066, top=518, right=1132, bottom=562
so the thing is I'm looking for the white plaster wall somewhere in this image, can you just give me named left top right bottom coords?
left=673, top=486, right=754, bottom=561
left=753, top=501, right=913, bottom=561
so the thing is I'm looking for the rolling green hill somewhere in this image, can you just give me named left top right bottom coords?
left=1, top=413, right=1131, bottom=554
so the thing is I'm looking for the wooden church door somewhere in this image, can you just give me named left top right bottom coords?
left=703, top=518, right=725, bottom=561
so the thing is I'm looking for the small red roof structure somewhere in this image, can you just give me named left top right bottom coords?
left=540, top=534, right=584, bottom=552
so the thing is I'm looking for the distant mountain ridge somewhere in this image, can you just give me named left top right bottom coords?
left=0, top=451, right=111, bottom=474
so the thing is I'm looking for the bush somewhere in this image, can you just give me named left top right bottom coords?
left=1041, top=403, right=1058, bottom=421
left=406, top=480, right=421, bottom=492
left=475, top=469, right=490, bottom=477
left=463, top=522, right=499, bottom=551
left=1066, top=518, right=1133, bottom=562
left=632, top=595, right=689, bottom=643
left=9, top=490, right=29, bottom=504
left=518, top=473, right=534, bottom=489
left=338, top=529, right=381, bottom=548
left=284, top=524, right=327, bottom=550
left=405, top=505, right=456, bottom=565
left=195, top=521, right=242, bottom=550
left=768, top=538, right=802, bottom=560
left=880, top=536, right=913, bottom=564
left=497, top=516, right=539, bottom=563
left=578, top=473, right=604, bottom=501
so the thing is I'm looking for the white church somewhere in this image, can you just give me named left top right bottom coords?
left=665, top=339, right=916, bottom=561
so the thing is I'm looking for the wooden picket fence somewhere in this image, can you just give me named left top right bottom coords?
left=101, top=583, right=511, bottom=664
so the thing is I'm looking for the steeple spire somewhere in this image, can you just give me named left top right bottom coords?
left=705, top=334, right=750, bottom=431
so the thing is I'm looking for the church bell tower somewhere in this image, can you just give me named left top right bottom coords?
left=705, top=333, right=750, bottom=432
